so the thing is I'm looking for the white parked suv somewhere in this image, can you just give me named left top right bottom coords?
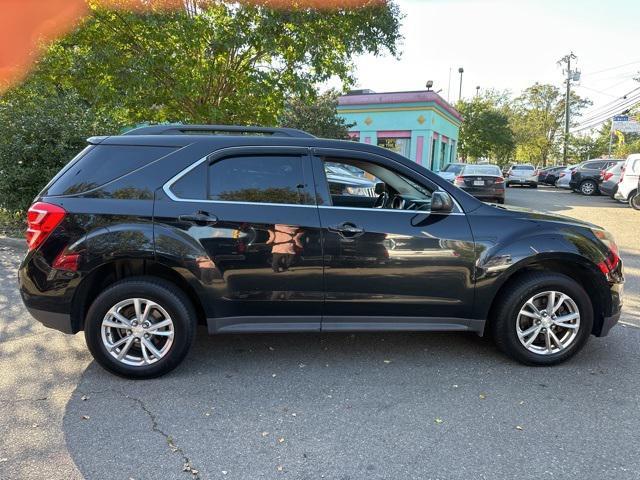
left=615, top=154, right=640, bottom=206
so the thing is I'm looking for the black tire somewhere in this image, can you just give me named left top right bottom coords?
left=630, top=190, right=640, bottom=210
left=490, top=272, right=593, bottom=366
left=579, top=180, right=598, bottom=196
left=84, top=277, right=197, bottom=379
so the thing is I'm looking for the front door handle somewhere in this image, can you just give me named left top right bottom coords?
left=328, top=222, right=365, bottom=238
left=178, top=211, right=218, bottom=225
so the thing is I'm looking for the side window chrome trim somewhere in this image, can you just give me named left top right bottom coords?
left=317, top=205, right=465, bottom=216
left=162, top=145, right=312, bottom=207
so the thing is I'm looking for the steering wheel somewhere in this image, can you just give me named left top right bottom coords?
left=374, top=191, right=389, bottom=208
left=391, top=195, right=406, bottom=210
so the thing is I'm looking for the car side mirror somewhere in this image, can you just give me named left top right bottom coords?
left=374, top=182, right=385, bottom=195
left=431, top=191, right=454, bottom=213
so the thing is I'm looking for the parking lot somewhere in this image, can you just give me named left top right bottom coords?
left=1, top=186, right=639, bottom=480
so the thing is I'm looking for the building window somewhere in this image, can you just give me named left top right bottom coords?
left=377, top=137, right=411, bottom=158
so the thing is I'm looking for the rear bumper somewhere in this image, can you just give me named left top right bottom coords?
left=507, top=178, right=537, bottom=186
left=25, top=307, right=74, bottom=334
left=460, top=187, right=504, bottom=199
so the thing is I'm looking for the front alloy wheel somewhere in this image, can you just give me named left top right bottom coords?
left=516, top=291, right=580, bottom=355
left=491, top=272, right=593, bottom=366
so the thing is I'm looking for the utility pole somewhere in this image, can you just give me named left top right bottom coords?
left=458, top=67, right=464, bottom=102
left=558, top=52, right=578, bottom=163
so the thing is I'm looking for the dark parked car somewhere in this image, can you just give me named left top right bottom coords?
left=19, top=125, right=624, bottom=378
left=453, top=164, right=505, bottom=204
left=599, top=162, right=625, bottom=199
left=537, top=166, right=566, bottom=185
left=569, top=159, right=622, bottom=196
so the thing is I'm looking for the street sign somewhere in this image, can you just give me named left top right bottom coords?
left=612, top=115, right=640, bottom=134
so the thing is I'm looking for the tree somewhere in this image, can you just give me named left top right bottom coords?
left=456, top=94, right=515, bottom=165
left=0, top=80, right=121, bottom=213
left=38, top=1, right=403, bottom=126
left=510, top=83, right=590, bottom=166
left=279, top=90, right=354, bottom=138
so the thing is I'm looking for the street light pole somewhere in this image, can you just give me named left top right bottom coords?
left=458, top=67, right=464, bottom=102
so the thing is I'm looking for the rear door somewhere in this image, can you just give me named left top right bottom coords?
left=309, top=148, right=478, bottom=332
left=154, top=146, right=324, bottom=333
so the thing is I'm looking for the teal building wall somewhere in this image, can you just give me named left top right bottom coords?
left=337, top=90, right=462, bottom=172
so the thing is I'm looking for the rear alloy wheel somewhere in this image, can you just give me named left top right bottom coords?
left=580, top=180, right=597, bottom=196
left=629, top=191, right=640, bottom=210
left=85, top=277, right=196, bottom=378
left=491, top=272, right=593, bottom=365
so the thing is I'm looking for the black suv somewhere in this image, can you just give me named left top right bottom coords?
left=19, top=125, right=624, bottom=378
left=569, top=159, right=621, bottom=195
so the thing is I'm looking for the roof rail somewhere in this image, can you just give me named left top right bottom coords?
left=122, top=124, right=315, bottom=138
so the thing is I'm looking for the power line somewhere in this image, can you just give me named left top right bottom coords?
left=576, top=85, right=640, bottom=120
left=571, top=94, right=640, bottom=132
left=581, top=59, right=640, bottom=77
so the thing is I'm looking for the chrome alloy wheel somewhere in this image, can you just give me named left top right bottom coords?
left=101, top=298, right=174, bottom=366
left=516, top=291, right=580, bottom=355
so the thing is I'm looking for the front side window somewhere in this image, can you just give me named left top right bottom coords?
left=208, top=155, right=311, bottom=205
left=322, top=157, right=433, bottom=211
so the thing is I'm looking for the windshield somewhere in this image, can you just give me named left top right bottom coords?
left=442, top=163, right=464, bottom=174
left=462, top=165, right=502, bottom=176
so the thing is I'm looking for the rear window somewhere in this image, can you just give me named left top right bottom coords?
left=462, top=165, right=501, bottom=176
left=511, top=165, right=534, bottom=171
left=46, top=145, right=176, bottom=196
left=442, top=163, right=464, bottom=174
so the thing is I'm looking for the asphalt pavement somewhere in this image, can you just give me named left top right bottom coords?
left=1, top=186, right=639, bottom=480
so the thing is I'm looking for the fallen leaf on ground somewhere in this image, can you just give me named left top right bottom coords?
left=278, top=437, right=285, bottom=443
left=276, top=465, right=284, bottom=472
left=262, top=431, right=269, bottom=437
left=81, top=395, right=89, bottom=401
left=383, top=359, right=392, bottom=364
left=516, top=425, right=524, bottom=431
left=479, top=393, right=486, bottom=400
left=81, top=415, right=90, bottom=420
left=435, top=418, right=443, bottom=425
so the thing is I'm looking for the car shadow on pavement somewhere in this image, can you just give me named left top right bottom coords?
left=60, top=326, right=640, bottom=480
left=507, top=186, right=630, bottom=213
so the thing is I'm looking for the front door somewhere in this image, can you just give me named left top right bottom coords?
left=154, top=146, right=324, bottom=333
left=310, top=149, right=477, bottom=331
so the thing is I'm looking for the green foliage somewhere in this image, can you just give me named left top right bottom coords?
left=0, top=81, right=121, bottom=214
left=279, top=90, right=354, bottom=139
left=510, top=83, right=590, bottom=166
left=39, top=2, right=402, bottom=126
left=456, top=93, right=515, bottom=165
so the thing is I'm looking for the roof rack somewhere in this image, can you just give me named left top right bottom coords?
left=122, top=124, right=315, bottom=138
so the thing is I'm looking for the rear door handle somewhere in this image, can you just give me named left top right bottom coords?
left=328, top=222, right=364, bottom=238
left=178, top=212, right=218, bottom=225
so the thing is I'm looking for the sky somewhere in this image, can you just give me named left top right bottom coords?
left=344, top=0, right=640, bottom=131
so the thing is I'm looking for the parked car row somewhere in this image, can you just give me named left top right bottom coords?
left=531, top=156, right=639, bottom=210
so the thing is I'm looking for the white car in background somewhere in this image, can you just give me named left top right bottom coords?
left=615, top=154, right=640, bottom=205
left=555, top=164, right=578, bottom=189
left=506, top=164, right=538, bottom=187
left=437, top=162, right=466, bottom=183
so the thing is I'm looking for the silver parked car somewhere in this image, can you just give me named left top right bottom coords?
left=506, top=164, right=538, bottom=188
left=437, top=162, right=466, bottom=183
left=555, top=165, right=578, bottom=189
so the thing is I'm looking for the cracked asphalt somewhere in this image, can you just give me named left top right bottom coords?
left=1, top=187, right=639, bottom=480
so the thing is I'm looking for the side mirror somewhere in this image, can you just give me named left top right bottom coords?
left=374, top=182, right=385, bottom=195
left=431, top=191, right=454, bottom=213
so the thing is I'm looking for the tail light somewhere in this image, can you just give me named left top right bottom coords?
left=593, top=229, right=620, bottom=275
left=495, top=177, right=505, bottom=184
left=534, top=169, right=539, bottom=176
left=26, top=202, right=66, bottom=251
left=454, top=176, right=465, bottom=186
left=603, top=171, right=614, bottom=181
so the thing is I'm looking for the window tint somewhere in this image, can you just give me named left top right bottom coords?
left=208, top=155, right=310, bottom=205
left=584, top=161, right=605, bottom=170
left=47, top=145, right=176, bottom=196
left=171, top=163, right=206, bottom=199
